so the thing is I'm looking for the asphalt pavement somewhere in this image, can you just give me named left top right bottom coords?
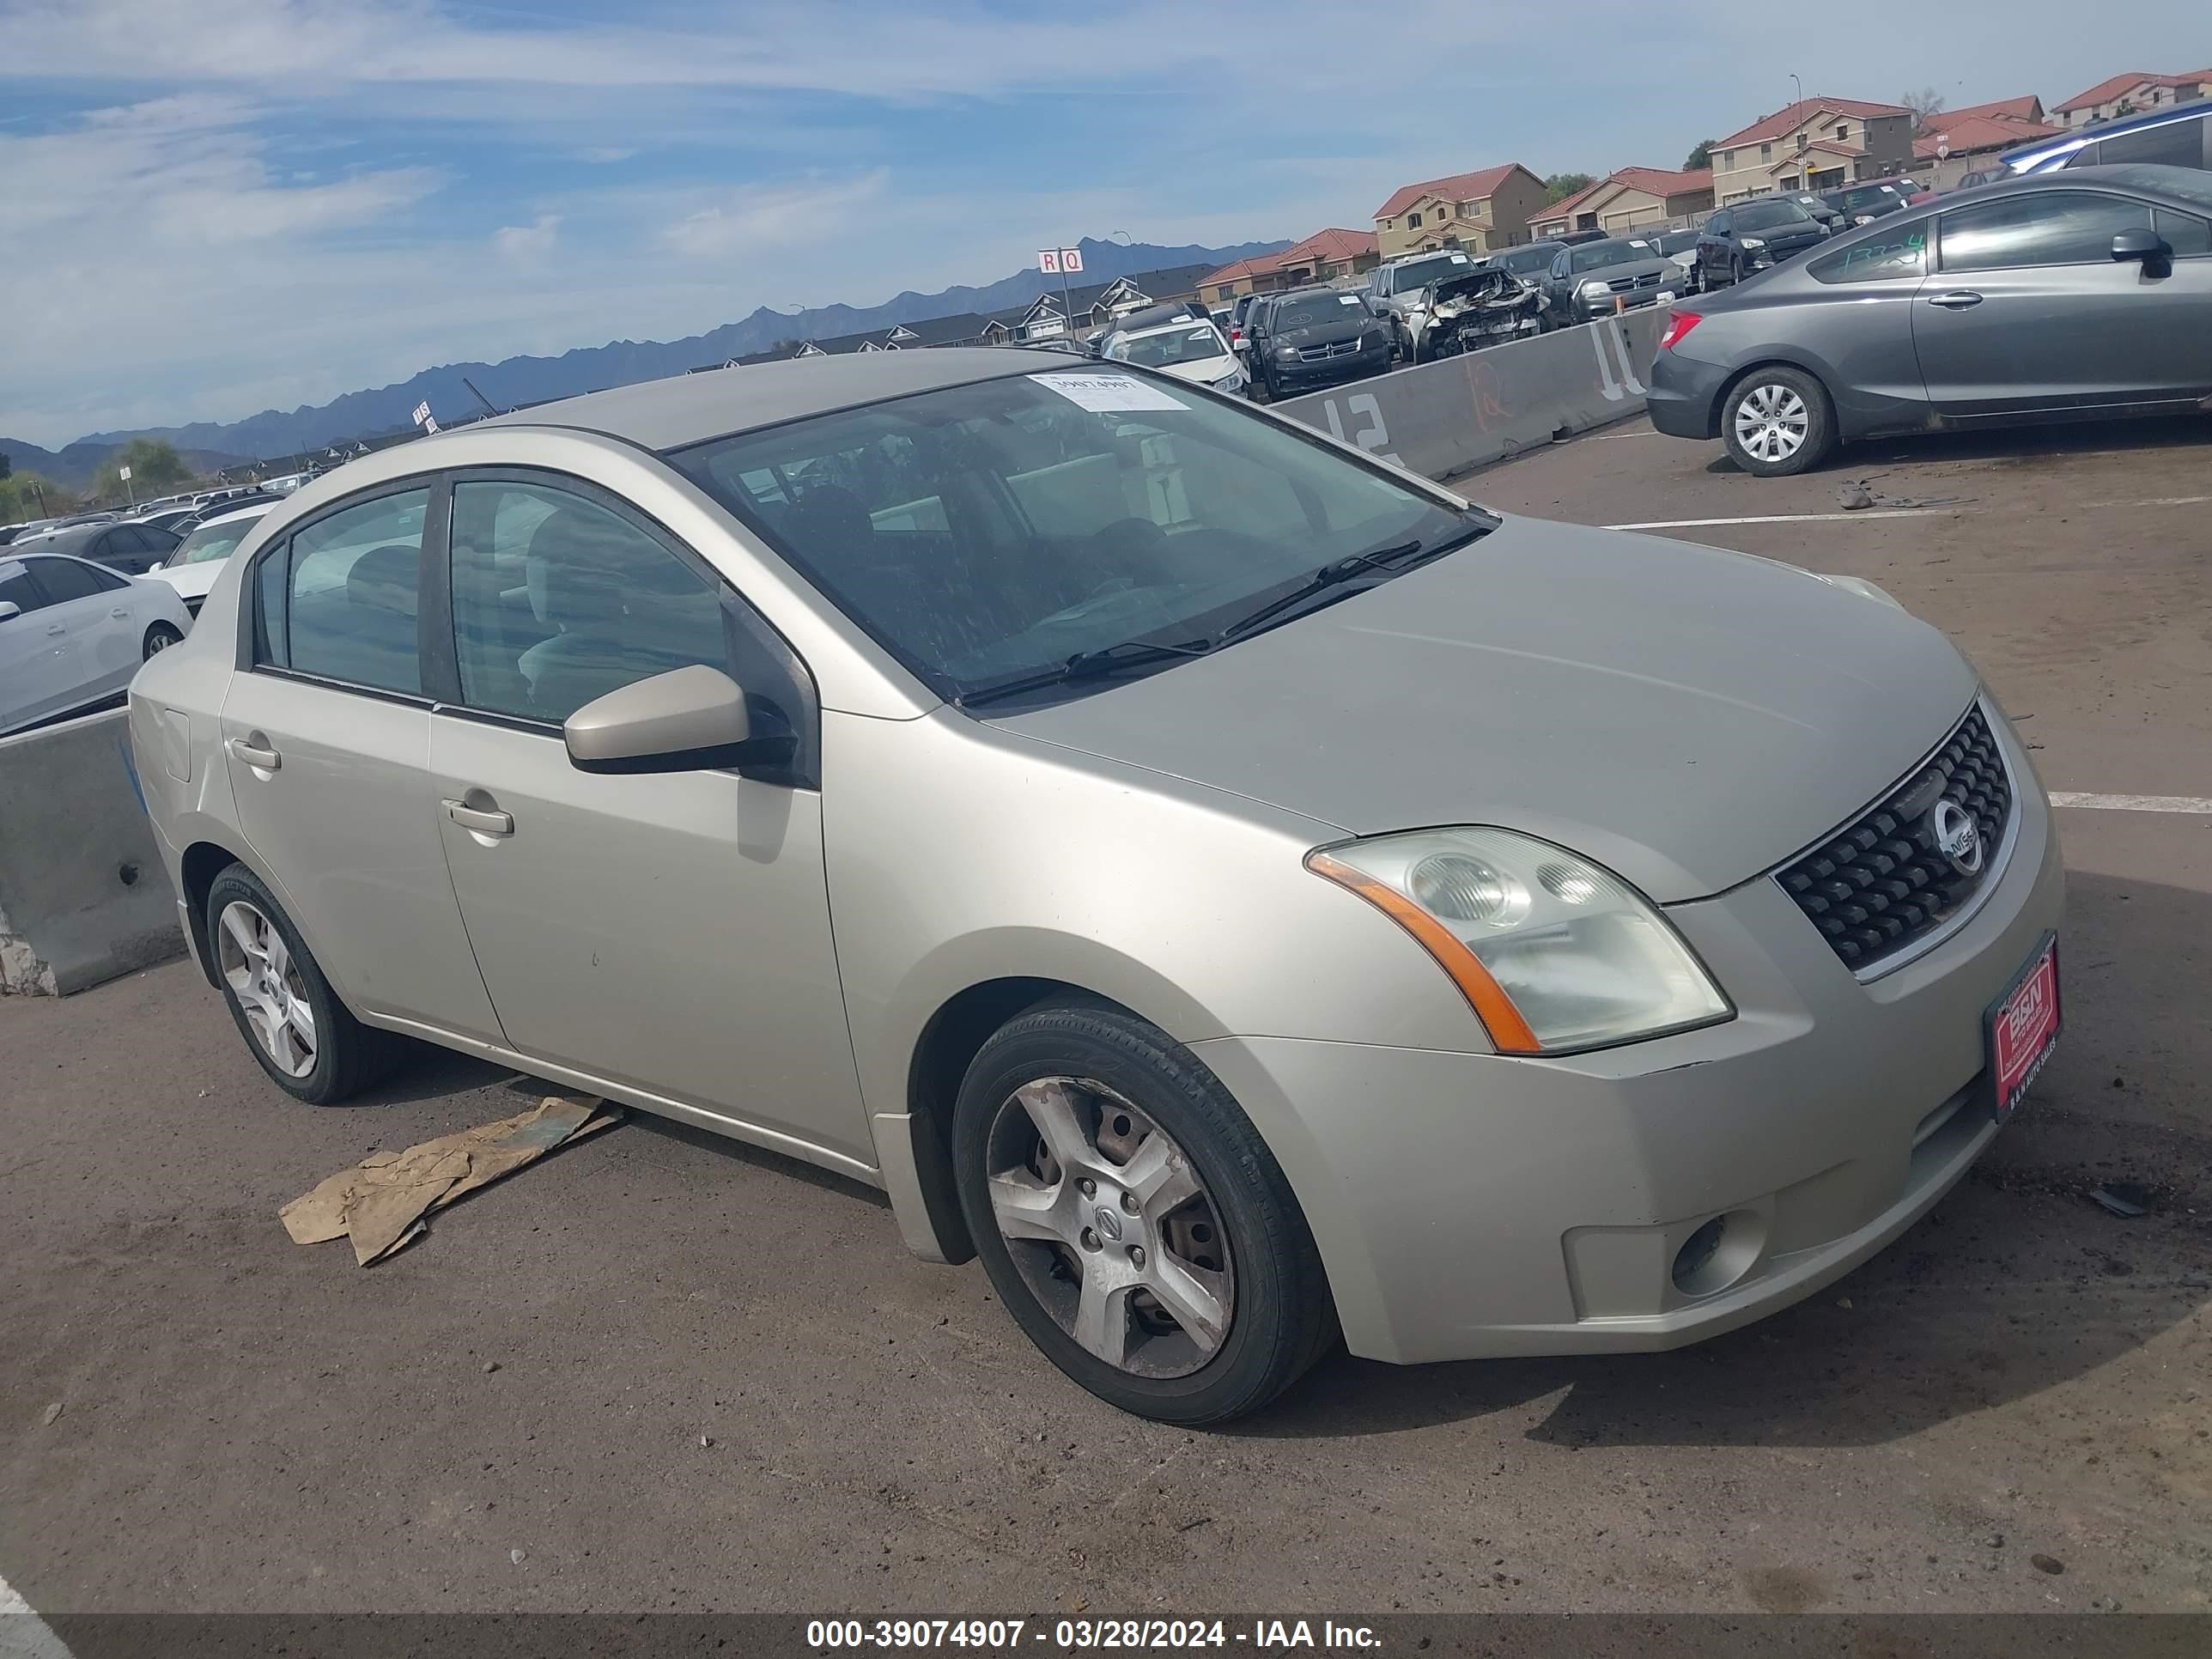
left=3, top=413, right=2208, bottom=1620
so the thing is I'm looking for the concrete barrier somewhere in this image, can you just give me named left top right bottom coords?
left=0, top=707, right=185, bottom=995
left=1275, top=307, right=1667, bottom=483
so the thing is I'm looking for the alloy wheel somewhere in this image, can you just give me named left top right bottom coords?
left=983, top=1077, right=1235, bottom=1378
left=1733, top=382, right=1811, bottom=464
left=216, top=899, right=317, bottom=1078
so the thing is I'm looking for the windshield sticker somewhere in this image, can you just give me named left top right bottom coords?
left=1834, top=228, right=1927, bottom=275
left=1339, top=294, right=1363, bottom=305
left=1031, top=372, right=1189, bottom=412
left=1449, top=252, right=1470, bottom=263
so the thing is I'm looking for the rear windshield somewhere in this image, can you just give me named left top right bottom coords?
left=1108, top=325, right=1229, bottom=368
left=1383, top=252, right=1471, bottom=290
left=1734, top=198, right=1813, bottom=231
left=1570, top=239, right=1659, bottom=272
left=670, top=368, right=1478, bottom=703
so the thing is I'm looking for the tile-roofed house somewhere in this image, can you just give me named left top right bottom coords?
left=1912, top=102, right=2063, bottom=185
left=2054, top=70, right=2212, bottom=127
left=1199, top=229, right=1380, bottom=301
left=1528, top=167, right=1715, bottom=239
left=1371, top=162, right=1547, bottom=258
left=1708, top=96, right=1915, bottom=202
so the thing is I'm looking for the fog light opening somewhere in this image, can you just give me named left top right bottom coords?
left=1670, top=1210, right=1766, bottom=1299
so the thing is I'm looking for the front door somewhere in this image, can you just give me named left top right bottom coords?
left=19, top=555, right=140, bottom=702
left=1915, top=188, right=2212, bottom=417
left=222, top=483, right=505, bottom=1039
left=0, top=557, right=74, bottom=731
left=428, top=474, right=870, bottom=1164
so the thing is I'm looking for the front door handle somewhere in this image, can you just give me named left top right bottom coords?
left=445, top=799, right=514, bottom=837
left=111, top=607, right=131, bottom=619
left=46, top=623, right=66, bottom=636
left=228, top=737, right=281, bottom=770
left=1927, top=290, right=1984, bottom=310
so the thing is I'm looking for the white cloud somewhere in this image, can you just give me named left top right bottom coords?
left=579, top=147, right=638, bottom=164
left=493, top=213, right=562, bottom=264
left=662, top=170, right=889, bottom=258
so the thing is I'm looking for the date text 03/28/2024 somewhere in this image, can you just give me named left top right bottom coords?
left=806, top=1619, right=1380, bottom=1650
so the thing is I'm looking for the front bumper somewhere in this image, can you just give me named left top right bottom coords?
left=1571, top=289, right=1674, bottom=323
left=1270, top=345, right=1392, bottom=389
left=1195, top=712, right=2063, bottom=1365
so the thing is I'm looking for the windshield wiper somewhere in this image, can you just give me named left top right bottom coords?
left=1216, top=525, right=1488, bottom=646
left=957, top=636, right=1212, bottom=708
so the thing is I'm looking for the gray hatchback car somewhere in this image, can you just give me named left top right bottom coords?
left=132, top=349, right=2063, bottom=1422
left=1650, top=164, right=2212, bottom=475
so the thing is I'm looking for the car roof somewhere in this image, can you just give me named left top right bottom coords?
left=2002, top=100, right=2206, bottom=167
left=480, top=347, right=1066, bottom=453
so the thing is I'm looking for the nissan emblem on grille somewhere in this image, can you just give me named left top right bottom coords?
left=1773, top=705, right=2014, bottom=973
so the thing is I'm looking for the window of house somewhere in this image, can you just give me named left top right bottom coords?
left=1407, top=211, right=1423, bottom=228
left=1796, top=133, right=1809, bottom=152
left=1940, top=191, right=2154, bottom=272
left=1835, top=125, right=1849, bottom=141
left=276, top=488, right=428, bottom=695
left=1760, top=142, right=1772, bottom=161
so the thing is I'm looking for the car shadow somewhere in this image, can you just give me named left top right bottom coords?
left=1234, top=868, right=2211, bottom=1448
left=1703, top=412, right=2212, bottom=477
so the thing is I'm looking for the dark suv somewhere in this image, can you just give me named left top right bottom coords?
left=1820, top=179, right=1918, bottom=226
left=1696, top=197, right=1830, bottom=286
left=1243, top=286, right=1393, bottom=398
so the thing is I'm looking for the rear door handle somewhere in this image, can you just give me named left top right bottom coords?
left=1927, top=290, right=1984, bottom=310
left=228, top=737, right=282, bottom=770
left=111, top=607, right=131, bottom=619
left=46, top=623, right=66, bottom=636
left=445, top=799, right=514, bottom=837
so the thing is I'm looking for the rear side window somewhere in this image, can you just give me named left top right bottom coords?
left=279, top=489, right=428, bottom=695
left=1808, top=222, right=1929, bottom=283
left=2094, top=116, right=2208, bottom=170
left=22, top=556, right=106, bottom=603
left=1940, top=191, right=2152, bottom=271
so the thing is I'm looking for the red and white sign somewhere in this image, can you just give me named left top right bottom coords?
left=1989, top=939, right=2060, bottom=1118
left=1038, top=249, right=1060, bottom=274
left=1060, top=246, right=1084, bottom=273
left=1935, top=134, right=1951, bottom=161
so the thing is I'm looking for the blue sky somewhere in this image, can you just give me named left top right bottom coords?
left=1, top=0, right=2203, bottom=446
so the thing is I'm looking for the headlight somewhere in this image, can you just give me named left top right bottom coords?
left=1273, top=344, right=1299, bottom=360
left=1577, top=279, right=1610, bottom=297
left=1739, top=236, right=1765, bottom=250
left=1212, top=369, right=1244, bottom=391
left=1308, top=828, right=1731, bottom=1054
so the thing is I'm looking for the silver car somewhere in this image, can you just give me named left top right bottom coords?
left=131, top=349, right=2064, bottom=1423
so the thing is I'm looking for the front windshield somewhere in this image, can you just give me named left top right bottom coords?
left=1570, top=239, right=1658, bottom=272
left=1383, top=252, right=1470, bottom=291
left=1493, top=245, right=1559, bottom=275
left=672, top=368, right=1481, bottom=702
left=174, top=514, right=268, bottom=564
left=1267, top=293, right=1368, bottom=330
left=1109, top=325, right=1228, bottom=368
left=1735, top=199, right=1812, bottom=231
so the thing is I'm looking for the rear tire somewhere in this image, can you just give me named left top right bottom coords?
left=1721, top=365, right=1837, bottom=477
left=143, top=622, right=183, bottom=659
left=206, top=863, right=405, bottom=1105
left=952, top=1001, right=1336, bottom=1425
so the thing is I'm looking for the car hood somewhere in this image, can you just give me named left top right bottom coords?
left=1153, top=353, right=1240, bottom=385
left=988, top=514, right=1977, bottom=903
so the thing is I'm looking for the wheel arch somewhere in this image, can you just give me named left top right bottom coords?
left=1712, top=355, right=1841, bottom=445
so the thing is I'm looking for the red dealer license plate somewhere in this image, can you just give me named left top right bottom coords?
left=1985, top=933, right=2061, bottom=1121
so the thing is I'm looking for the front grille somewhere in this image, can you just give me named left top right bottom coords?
left=1608, top=271, right=1662, bottom=293
left=1777, top=705, right=2013, bottom=973
left=1297, top=340, right=1361, bottom=362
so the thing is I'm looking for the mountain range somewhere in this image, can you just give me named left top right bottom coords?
left=4, top=237, right=1283, bottom=486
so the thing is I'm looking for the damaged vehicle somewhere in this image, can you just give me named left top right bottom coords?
left=1404, top=264, right=1548, bottom=362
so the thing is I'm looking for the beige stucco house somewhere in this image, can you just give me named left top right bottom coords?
left=1371, top=163, right=1547, bottom=259
left=1708, top=98, right=1915, bottom=204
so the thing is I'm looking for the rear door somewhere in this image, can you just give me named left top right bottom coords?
left=1698, top=210, right=1732, bottom=283
left=222, top=480, right=506, bottom=1040
left=19, top=555, right=141, bottom=700
left=0, top=558, right=75, bottom=732
left=1915, top=187, right=2208, bottom=416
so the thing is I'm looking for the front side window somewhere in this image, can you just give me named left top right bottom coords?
left=447, top=480, right=728, bottom=723
left=1941, top=191, right=2152, bottom=271
left=280, top=488, right=428, bottom=695
left=672, top=368, right=1482, bottom=704
left=0, top=559, right=49, bottom=616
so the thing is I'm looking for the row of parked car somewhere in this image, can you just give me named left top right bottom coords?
left=0, top=492, right=288, bottom=737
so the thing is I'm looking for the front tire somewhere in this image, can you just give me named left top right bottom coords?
left=952, top=1001, right=1335, bottom=1425
left=206, top=863, right=404, bottom=1104
left=1721, top=365, right=1837, bottom=477
left=143, top=622, right=183, bottom=659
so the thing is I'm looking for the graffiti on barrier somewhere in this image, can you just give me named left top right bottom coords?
left=1316, top=391, right=1405, bottom=467
left=1590, top=317, right=1647, bottom=402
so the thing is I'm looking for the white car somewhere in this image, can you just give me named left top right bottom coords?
left=0, top=549, right=192, bottom=736
left=1097, top=315, right=1247, bottom=393
left=148, top=502, right=278, bottom=615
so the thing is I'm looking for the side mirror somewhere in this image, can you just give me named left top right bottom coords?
left=2111, top=228, right=2171, bottom=265
left=0, top=602, right=19, bottom=623
left=563, top=664, right=766, bottom=775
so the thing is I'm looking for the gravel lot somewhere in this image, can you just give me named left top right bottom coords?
left=3, top=412, right=2209, bottom=1621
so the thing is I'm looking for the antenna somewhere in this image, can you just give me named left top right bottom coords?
left=461, top=376, right=501, bottom=417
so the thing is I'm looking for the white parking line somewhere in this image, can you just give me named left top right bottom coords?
left=1605, top=508, right=1954, bottom=530
left=2049, top=793, right=2212, bottom=815
left=0, top=1571, right=73, bottom=1659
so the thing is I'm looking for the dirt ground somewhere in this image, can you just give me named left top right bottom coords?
left=3, top=412, right=2209, bottom=1621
